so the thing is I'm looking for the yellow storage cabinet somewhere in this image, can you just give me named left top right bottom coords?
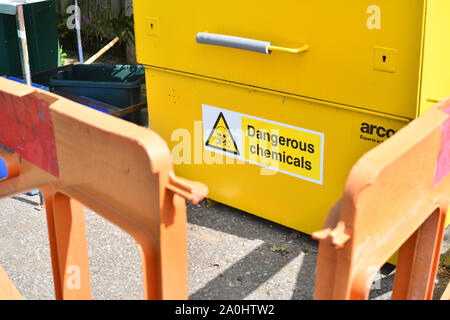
left=133, top=0, right=450, bottom=234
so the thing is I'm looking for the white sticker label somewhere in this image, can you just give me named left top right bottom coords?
left=203, top=105, right=325, bottom=185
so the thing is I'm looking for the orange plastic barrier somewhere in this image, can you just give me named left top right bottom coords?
left=0, top=78, right=208, bottom=300
left=313, top=99, right=450, bottom=300
left=0, top=265, right=22, bottom=300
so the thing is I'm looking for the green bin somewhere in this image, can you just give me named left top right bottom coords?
left=49, top=64, right=147, bottom=125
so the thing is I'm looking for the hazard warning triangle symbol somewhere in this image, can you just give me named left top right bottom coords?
left=205, top=112, right=240, bottom=156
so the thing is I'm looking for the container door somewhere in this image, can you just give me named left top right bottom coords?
left=134, top=0, right=425, bottom=119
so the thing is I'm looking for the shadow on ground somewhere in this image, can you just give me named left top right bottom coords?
left=187, top=200, right=317, bottom=300
left=186, top=200, right=404, bottom=300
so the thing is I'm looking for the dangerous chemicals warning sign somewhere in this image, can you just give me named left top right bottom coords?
left=203, top=105, right=325, bottom=185
left=205, top=112, right=240, bottom=155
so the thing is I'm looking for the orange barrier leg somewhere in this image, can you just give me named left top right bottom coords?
left=42, top=187, right=62, bottom=300
left=158, top=191, right=190, bottom=299
left=44, top=189, right=92, bottom=300
left=313, top=200, right=341, bottom=300
left=0, top=265, right=22, bottom=300
left=442, top=282, right=450, bottom=300
left=393, top=208, right=447, bottom=300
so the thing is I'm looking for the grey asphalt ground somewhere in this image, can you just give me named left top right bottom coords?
left=0, top=193, right=448, bottom=300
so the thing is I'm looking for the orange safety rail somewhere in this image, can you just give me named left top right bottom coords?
left=313, top=98, right=450, bottom=300
left=0, top=78, right=208, bottom=300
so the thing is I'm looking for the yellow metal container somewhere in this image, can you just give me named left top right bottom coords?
left=133, top=0, right=450, bottom=234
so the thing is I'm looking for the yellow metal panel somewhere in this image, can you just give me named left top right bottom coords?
left=133, top=0, right=425, bottom=119
left=419, top=0, right=450, bottom=115
left=134, top=0, right=450, bottom=236
left=145, top=68, right=409, bottom=234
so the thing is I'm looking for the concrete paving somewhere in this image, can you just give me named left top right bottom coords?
left=0, top=193, right=448, bottom=300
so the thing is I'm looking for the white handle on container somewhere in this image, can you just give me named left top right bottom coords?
left=196, top=32, right=309, bottom=55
